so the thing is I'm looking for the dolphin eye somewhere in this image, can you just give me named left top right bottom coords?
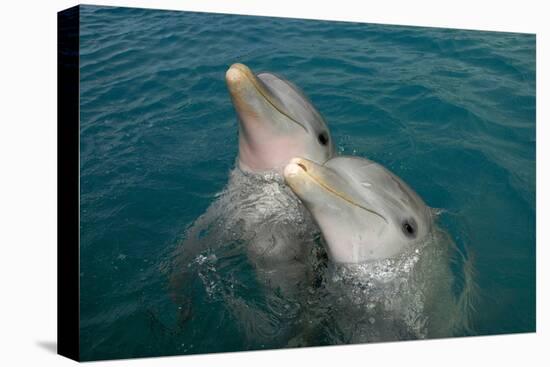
left=402, top=219, right=417, bottom=238
left=318, top=132, right=329, bottom=146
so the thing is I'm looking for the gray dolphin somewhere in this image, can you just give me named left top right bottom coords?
left=170, top=65, right=337, bottom=345
left=284, top=156, right=432, bottom=263
left=283, top=156, right=476, bottom=342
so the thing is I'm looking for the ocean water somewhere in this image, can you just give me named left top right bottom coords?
left=78, top=5, right=536, bottom=361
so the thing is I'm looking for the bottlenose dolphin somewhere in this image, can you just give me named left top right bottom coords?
left=226, top=63, right=334, bottom=174
left=283, top=156, right=432, bottom=263
left=169, top=64, right=335, bottom=346
left=284, top=156, right=475, bottom=342
left=223, top=63, right=334, bottom=272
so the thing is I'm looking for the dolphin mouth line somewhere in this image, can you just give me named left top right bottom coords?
left=297, top=165, right=389, bottom=224
left=231, top=64, right=308, bottom=133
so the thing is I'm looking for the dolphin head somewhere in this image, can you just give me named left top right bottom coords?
left=284, top=156, right=433, bottom=263
left=226, top=63, right=334, bottom=174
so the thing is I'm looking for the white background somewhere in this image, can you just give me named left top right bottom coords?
left=0, top=0, right=547, bottom=366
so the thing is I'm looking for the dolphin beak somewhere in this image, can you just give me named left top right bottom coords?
left=225, top=63, right=307, bottom=132
left=225, top=63, right=273, bottom=120
left=284, top=157, right=388, bottom=223
left=225, top=63, right=266, bottom=127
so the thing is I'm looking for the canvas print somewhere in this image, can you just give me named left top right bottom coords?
left=58, top=5, right=535, bottom=361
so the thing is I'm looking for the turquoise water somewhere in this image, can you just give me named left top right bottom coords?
left=78, top=5, right=536, bottom=361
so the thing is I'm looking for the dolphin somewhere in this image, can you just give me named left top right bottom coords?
left=283, top=156, right=476, bottom=342
left=226, top=63, right=334, bottom=173
left=169, top=65, right=336, bottom=345
left=283, top=156, right=432, bottom=263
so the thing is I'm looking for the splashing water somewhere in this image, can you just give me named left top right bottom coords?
left=168, top=167, right=326, bottom=349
